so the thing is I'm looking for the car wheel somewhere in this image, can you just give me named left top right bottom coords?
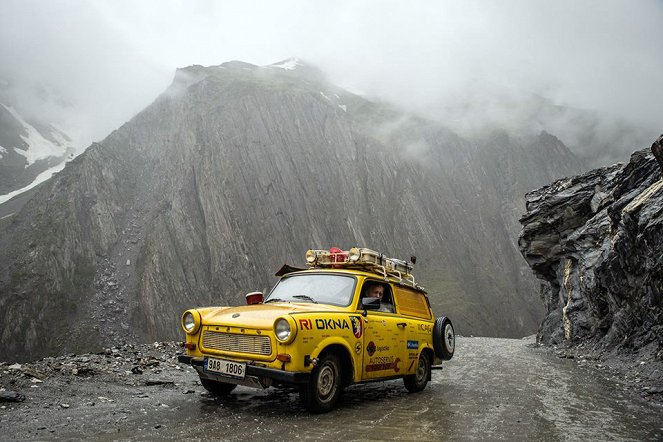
left=299, top=353, right=342, bottom=413
left=432, top=316, right=455, bottom=360
left=200, top=378, right=237, bottom=396
left=403, top=351, right=430, bottom=392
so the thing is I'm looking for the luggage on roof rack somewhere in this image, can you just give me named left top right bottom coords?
left=304, top=247, right=421, bottom=290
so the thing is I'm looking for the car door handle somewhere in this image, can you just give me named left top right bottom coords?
left=396, top=322, right=407, bottom=328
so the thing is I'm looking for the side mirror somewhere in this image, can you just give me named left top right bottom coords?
left=361, top=297, right=381, bottom=313
left=245, top=291, right=264, bottom=305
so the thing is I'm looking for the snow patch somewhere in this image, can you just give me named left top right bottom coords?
left=320, top=91, right=331, bottom=101
left=0, top=161, right=66, bottom=205
left=338, top=104, right=347, bottom=112
left=1, top=104, right=71, bottom=166
left=14, top=147, right=28, bottom=161
left=0, top=145, right=6, bottom=159
left=271, top=58, right=302, bottom=70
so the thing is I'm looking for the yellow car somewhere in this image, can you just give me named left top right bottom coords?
left=178, top=247, right=455, bottom=413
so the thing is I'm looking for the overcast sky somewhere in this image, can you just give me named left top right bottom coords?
left=1, top=0, right=662, bottom=152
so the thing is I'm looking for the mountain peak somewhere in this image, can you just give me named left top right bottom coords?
left=268, top=57, right=303, bottom=71
left=217, top=60, right=259, bottom=70
left=265, top=57, right=327, bottom=83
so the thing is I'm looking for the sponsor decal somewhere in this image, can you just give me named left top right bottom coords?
left=366, top=357, right=401, bottom=373
left=407, top=340, right=419, bottom=350
left=355, top=342, right=362, bottom=354
left=418, top=324, right=432, bottom=333
left=408, top=359, right=415, bottom=371
left=315, top=318, right=350, bottom=330
left=369, top=356, right=393, bottom=364
left=299, top=318, right=352, bottom=336
left=365, top=342, right=390, bottom=357
left=350, top=316, right=363, bottom=339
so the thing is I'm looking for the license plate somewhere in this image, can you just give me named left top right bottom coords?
left=204, top=357, right=246, bottom=379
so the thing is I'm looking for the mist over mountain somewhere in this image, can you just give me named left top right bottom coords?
left=0, top=59, right=584, bottom=361
left=419, top=88, right=657, bottom=168
left=3, top=2, right=661, bottom=179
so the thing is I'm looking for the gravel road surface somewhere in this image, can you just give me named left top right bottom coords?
left=1, top=337, right=661, bottom=441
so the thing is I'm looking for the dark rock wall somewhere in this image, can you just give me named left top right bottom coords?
left=0, top=62, right=583, bottom=360
left=519, top=136, right=663, bottom=360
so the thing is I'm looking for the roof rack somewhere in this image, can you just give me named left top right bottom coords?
left=305, top=247, right=423, bottom=290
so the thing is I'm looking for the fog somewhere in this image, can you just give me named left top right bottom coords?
left=1, top=0, right=662, bottom=163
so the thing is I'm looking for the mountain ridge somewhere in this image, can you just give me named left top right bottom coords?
left=0, top=60, right=583, bottom=361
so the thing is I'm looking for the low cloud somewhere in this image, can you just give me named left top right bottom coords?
left=1, top=0, right=661, bottom=163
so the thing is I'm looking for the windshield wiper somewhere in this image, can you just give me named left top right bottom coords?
left=265, top=298, right=287, bottom=303
left=292, top=295, right=318, bottom=303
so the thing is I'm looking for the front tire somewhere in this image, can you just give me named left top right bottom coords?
left=299, top=353, right=343, bottom=413
left=200, top=378, right=237, bottom=396
left=404, top=351, right=430, bottom=392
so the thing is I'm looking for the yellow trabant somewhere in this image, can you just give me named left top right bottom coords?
left=178, top=247, right=455, bottom=413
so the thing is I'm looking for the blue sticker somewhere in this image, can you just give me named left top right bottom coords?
left=407, top=340, right=419, bottom=350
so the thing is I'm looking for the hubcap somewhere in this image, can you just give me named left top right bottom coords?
left=317, top=364, right=336, bottom=399
left=416, top=357, right=426, bottom=382
left=444, top=324, right=455, bottom=352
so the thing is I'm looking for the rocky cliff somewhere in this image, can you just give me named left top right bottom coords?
left=0, top=59, right=583, bottom=361
left=519, top=136, right=663, bottom=364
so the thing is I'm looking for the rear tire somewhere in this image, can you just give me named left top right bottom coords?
left=299, top=353, right=343, bottom=413
left=404, top=351, right=430, bottom=392
left=200, top=378, right=237, bottom=396
left=433, top=317, right=455, bottom=360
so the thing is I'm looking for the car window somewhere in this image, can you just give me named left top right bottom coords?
left=361, top=280, right=395, bottom=313
left=392, top=286, right=431, bottom=319
left=266, top=274, right=357, bottom=307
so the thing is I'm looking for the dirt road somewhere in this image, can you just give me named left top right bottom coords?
left=1, top=337, right=661, bottom=441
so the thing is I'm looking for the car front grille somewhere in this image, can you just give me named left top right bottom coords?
left=202, top=330, right=272, bottom=356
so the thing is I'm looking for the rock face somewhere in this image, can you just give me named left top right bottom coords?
left=519, top=135, right=663, bottom=361
left=0, top=60, right=583, bottom=361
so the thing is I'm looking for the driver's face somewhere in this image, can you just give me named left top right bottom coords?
left=368, top=285, right=384, bottom=300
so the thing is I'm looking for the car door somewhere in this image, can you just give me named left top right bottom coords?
left=361, top=284, right=408, bottom=380
left=391, top=286, right=434, bottom=375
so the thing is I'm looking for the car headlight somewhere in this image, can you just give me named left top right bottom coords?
left=274, top=317, right=297, bottom=343
left=181, top=310, right=201, bottom=334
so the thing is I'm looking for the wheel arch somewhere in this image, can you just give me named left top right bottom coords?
left=317, top=342, right=355, bottom=387
left=420, top=346, right=434, bottom=381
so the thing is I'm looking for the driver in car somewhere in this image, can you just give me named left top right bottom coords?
left=366, top=282, right=393, bottom=313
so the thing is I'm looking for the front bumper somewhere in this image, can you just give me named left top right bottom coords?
left=178, top=355, right=310, bottom=387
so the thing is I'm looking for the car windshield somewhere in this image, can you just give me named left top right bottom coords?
left=265, top=274, right=356, bottom=307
